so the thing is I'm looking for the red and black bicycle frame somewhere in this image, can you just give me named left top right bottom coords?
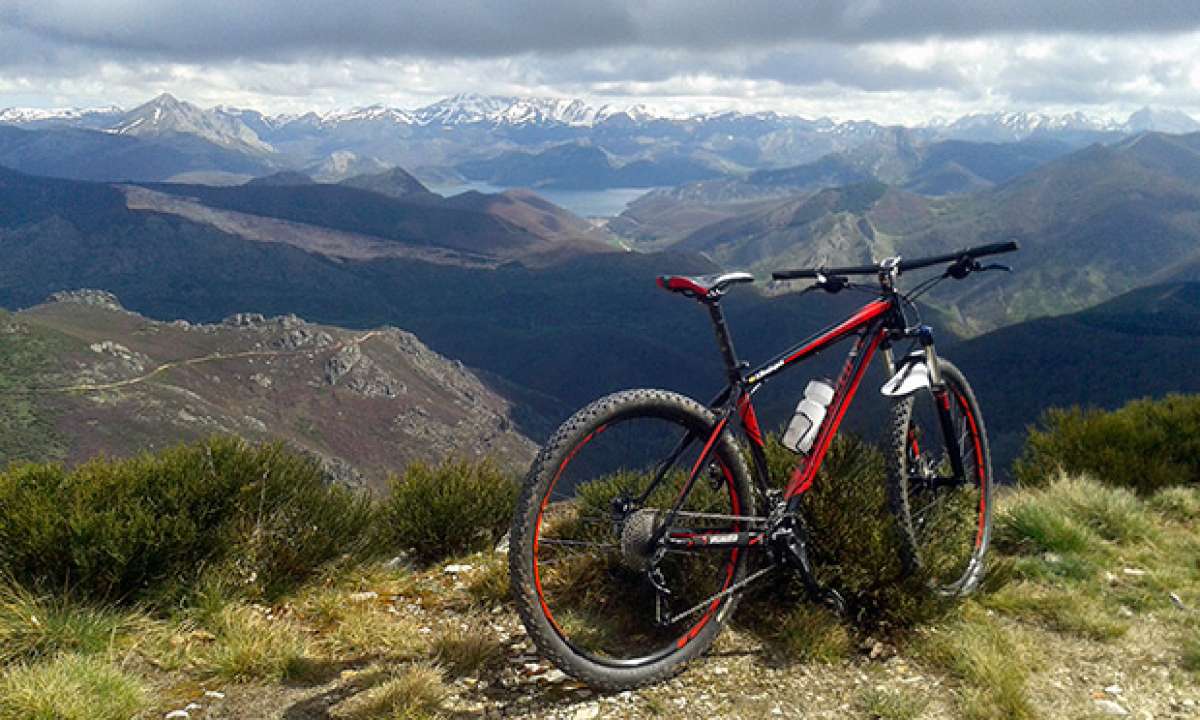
left=652, top=286, right=964, bottom=555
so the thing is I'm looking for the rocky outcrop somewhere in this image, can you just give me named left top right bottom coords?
left=47, top=289, right=126, bottom=312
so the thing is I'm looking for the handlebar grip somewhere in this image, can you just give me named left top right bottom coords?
left=772, top=269, right=821, bottom=280
left=966, top=240, right=1019, bottom=258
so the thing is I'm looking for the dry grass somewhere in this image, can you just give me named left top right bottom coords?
left=857, top=687, right=929, bottom=720
left=744, top=604, right=853, bottom=664
left=915, top=607, right=1039, bottom=720
left=342, top=662, right=448, bottom=720
left=463, top=555, right=511, bottom=608
left=982, top=583, right=1128, bottom=641
left=193, top=604, right=320, bottom=683
left=0, top=652, right=147, bottom=720
left=0, top=582, right=153, bottom=663
left=429, top=621, right=505, bottom=678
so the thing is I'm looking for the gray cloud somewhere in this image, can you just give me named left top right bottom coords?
left=2, top=2, right=1199, bottom=122
left=3, top=1, right=1200, bottom=64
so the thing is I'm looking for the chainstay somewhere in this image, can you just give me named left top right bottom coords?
left=669, top=510, right=771, bottom=525
left=665, top=565, right=776, bottom=625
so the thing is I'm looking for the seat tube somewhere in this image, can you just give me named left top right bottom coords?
left=706, top=300, right=742, bottom=384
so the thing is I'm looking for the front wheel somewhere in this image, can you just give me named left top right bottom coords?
left=509, top=389, right=755, bottom=690
left=886, top=359, right=992, bottom=595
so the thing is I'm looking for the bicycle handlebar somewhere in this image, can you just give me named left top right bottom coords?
left=771, top=241, right=1019, bottom=281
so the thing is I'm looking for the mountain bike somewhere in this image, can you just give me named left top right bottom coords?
left=509, top=241, right=1018, bottom=690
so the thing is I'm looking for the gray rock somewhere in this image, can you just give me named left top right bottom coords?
left=223, top=312, right=267, bottom=327
left=47, top=288, right=125, bottom=311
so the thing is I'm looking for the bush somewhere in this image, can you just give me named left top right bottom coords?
left=758, top=435, right=953, bottom=629
left=378, top=459, right=518, bottom=564
left=1015, top=394, right=1200, bottom=494
left=0, top=437, right=379, bottom=605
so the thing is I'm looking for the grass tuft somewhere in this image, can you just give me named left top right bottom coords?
left=194, top=604, right=320, bottom=683
left=915, top=608, right=1038, bottom=720
left=464, top=556, right=511, bottom=608
left=858, top=687, right=929, bottom=720
left=0, top=653, right=147, bottom=720
left=982, top=583, right=1128, bottom=640
left=429, top=622, right=506, bottom=678
left=346, top=662, right=448, bottom=720
left=1149, top=486, right=1200, bottom=523
left=0, top=582, right=151, bottom=664
left=739, top=603, right=852, bottom=664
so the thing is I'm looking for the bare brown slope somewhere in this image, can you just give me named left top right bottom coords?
left=11, top=291, right=535, bottom=489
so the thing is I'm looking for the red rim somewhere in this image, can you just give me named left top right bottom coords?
left=531, top=421, right=742, bottom=665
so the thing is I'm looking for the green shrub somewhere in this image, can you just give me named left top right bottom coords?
left=378, top=459, right=518, bottom=564
left=0, top=437, right=379, bottom=605
left=758, top=435, right=954, bottom=629
left=1015, top=394, right=1200, bottom=493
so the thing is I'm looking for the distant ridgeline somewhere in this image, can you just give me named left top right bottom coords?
left=1, top=124, right=1199, bottom=477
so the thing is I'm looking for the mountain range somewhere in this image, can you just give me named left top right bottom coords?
left=638, top=131, right=1200, bottom=334
left=2, top=93, right=1196, bottom=191
left=3, top=95, right=1200, bottom=477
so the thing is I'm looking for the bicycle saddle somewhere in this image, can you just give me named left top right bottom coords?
left=656, top=272, right=754, bottom=300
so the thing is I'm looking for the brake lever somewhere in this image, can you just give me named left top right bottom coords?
left=813, top=273, right=850, bottom=294
left=946, top=259, right=1012, bottom=280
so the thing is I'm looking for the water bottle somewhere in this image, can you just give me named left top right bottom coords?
left=781, top=379, right=835, bottom=454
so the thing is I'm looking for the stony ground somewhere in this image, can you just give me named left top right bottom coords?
left=147, top=544, right=1198, bottom=720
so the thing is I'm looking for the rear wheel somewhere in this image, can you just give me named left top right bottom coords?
left=509, top=389, right=755, bottom=690
left=886, top=359, right=992, bottom=595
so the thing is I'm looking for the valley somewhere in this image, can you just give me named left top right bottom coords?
left=2, top=94, right=1199, bottom=481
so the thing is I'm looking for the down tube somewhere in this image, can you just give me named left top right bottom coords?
left=784, top=325, right=887, bottom=500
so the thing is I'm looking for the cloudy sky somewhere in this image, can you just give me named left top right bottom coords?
left=2, top=1, right=1199, bottom=123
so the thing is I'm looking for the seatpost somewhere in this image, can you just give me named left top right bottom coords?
left=706, top=299, right=743, bottom=384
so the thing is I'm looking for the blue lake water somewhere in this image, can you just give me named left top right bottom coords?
left=426, top=182, right=655, bottom=218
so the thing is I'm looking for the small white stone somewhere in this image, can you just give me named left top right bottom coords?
left=573, top=704, right=600, bottom=720
left=1105, top=685, right=1123, bottom=695
left=1122, top=568, right=1147, bottom=576
left=444, top=563, right=474, bottom=574
left=1169, top=592, right=1187, bottom=610
left=544, top=669, right=567, bottom=683
left=165, top=712, right=189, bottom=720
left=203, top=690, right=224, bottom=699
left=185, top=703, right=202, bottom=711
left=1095, top=699, right=1130, bottom=716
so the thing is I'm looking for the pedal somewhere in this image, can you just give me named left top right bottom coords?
left=820, top=588, right=848, bottom=616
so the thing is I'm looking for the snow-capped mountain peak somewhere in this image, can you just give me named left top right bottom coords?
left=111, top=93, right=273, bottom=154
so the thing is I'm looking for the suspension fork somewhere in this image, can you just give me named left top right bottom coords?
left=917, top=326, right=966, bottom=482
